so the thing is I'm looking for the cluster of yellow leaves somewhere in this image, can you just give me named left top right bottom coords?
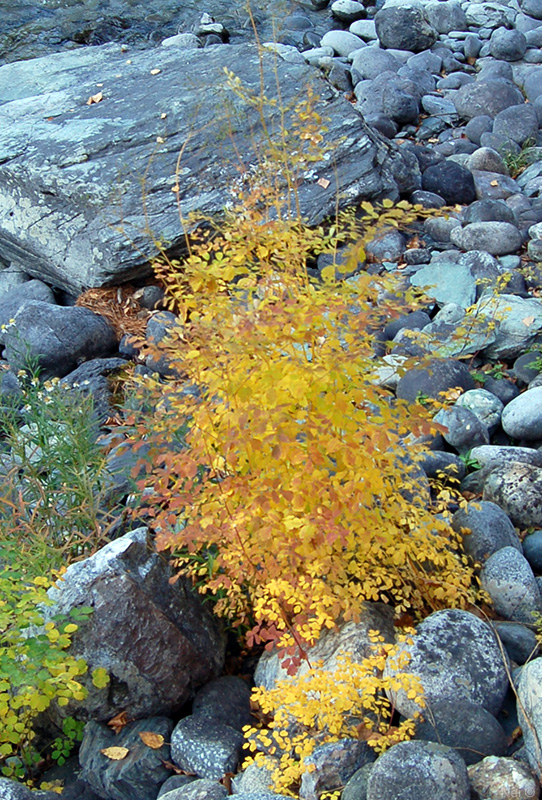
left=130, top=184, right=478, bottom=657
left=243, top=638, right=425, bottom=796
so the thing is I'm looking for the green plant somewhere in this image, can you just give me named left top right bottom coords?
left=501, top=138, right=537, bottom=178
left=0, top=568, right=90, bottom=780
left=50, top=716, right=85, bottom=767
left=0, top=365, right=117, bottom=577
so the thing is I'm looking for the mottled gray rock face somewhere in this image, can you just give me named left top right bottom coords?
left=517, top=659, right=542, bottom=779
left=480, top=546, right=542, bottom=624
left=385, top=609, right=509, bottom=718
left=171, top=716, right=245, bottom=780
left=501, top=387, right=542, bottom=440
left=468, top=756, right=540, bottom=800
left=483, top=462, right=542, bottom=528
left=46, top=528, right=225, bottom=721
left=0, top=42, right=418, bottom=294
left=366, top=741, right=470, bottom=800
left=413, top=698, right=507, bottom=765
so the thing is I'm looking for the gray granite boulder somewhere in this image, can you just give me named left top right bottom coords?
left=170, top=716, right=244, bottom=780
left=483, top=462, right=542, bottom=528
left=476, top=294, right=542, bottom=360
left=385, top=609, right=509, bottom=718
left=517, top=658, right=542, bottom=779
left=0, top=42, right=418, bottom=293
left=449, top=222, right=523, bottom=256
left=300, top=739, right=375, bottom=800
left=366, top=741, right=470, bottom=800
left=374, top=5, right=438, bottom=52
left=468, top=756, right=540, bottom=800
left=3, top=300, right=118, bottom=379
left=45, top=528, right=225, bottom=721
left=453, top=79, right=524, bottom=120
left=454, top=389, right=503, bottom=433
left=452, top=500, right=521, bottom=564
left=480, top=547, right=542, bottom=624
left=501, top=387, right=542, bottom=440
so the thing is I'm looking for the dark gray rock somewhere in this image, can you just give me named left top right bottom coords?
left=489, top=27, right=528, bottom=60
left=366, top=741, right=470, bottom=800
left=513, top=352, right=542, bottom=385
left=46, top=528, right=225, bottom=721
left=60, top=356, right=128, bottom=424
left=523, top=530, right=542, bottom=573
left=0, top=279, right=55, bottom=341
left=331, top=0, right=366, bottom=23
left=433, top=406, right=490, bottom=453
left=192, top=676, right=252, bottom=732
left=374, top=6, right=437, bottom=52
left=452, top=500, right=521, bottom=564
left=0, top=43, right=417, bottom=294
left=171, top=715, right=244, bottom=780
left=453, top=79, right=525, bottom=120
left=342, top=765, right=373, bottom=800
left=425, top=0, right=467, bottom=33
left=465, top=115, right=494, bottom=145
left=3, top=301, right=117, bottom=379
left=79, top=717, right=173, bottom=800
left=481, top=546, right=542, bottom=624
left=463, top=198, right=517, bottom=225
left=483, top=376, right=520, bottom=405
left=385, top=609, right=509, bottom=718
left=300, top=739, right=375, bottom=800
left=493, top=621, right=539, bottom=664
left=355, top=73, right=421, bottom=125
left=418, top=450, right=467, bottom=482
left=414, top=698, right=507, bottom=765
left=422, top=160, right=476, bottom=205
left=395, top=358, right=475, bottom=403
left=350, top=48, right=400, bottom=81
left=484, top=461, right=542, bottom=527
left=493, top=104, right=540, bottom=146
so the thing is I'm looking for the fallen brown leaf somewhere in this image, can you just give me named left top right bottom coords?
left=139, top=732, right=165, bottom=749
left=101, top=746, right=130, bottom=760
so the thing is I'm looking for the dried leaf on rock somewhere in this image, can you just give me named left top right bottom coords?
left=139, top=731, right=165, bottom=749
left=101, top=746, right=130, bottom=760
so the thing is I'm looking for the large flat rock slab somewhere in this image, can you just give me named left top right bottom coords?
left=0, top=42, right=418, bottom=293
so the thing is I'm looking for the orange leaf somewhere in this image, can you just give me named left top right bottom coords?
left=139, top=732, right=165, bottom=749
left=107, top=711, right=130, bottom=735
left=101, top=746, right=129, bottom=760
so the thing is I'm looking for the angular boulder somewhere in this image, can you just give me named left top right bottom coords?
left=46, top=527, right=226, bottom=721
left=0, top=42, right=419, bottom=293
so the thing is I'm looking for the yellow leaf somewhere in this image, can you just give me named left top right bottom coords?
left=86, top=92, right=103, bottom=106
left=139, top=732, right=165, bottom=749
left=490, top=180, right=498, bottom=186
left=101, top=747, right=130, bottom=760
left=317, top=178, right=330, bottom=189
left=523, top=316, right=535, bottom=326
left=150, top=68, right=161, bottom=75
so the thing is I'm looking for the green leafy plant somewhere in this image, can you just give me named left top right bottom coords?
left=0, top=365, right=117, bottom=577
left=50, top=716, right=85, bottom=767
left=0, top=569, right=90, bottom=780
